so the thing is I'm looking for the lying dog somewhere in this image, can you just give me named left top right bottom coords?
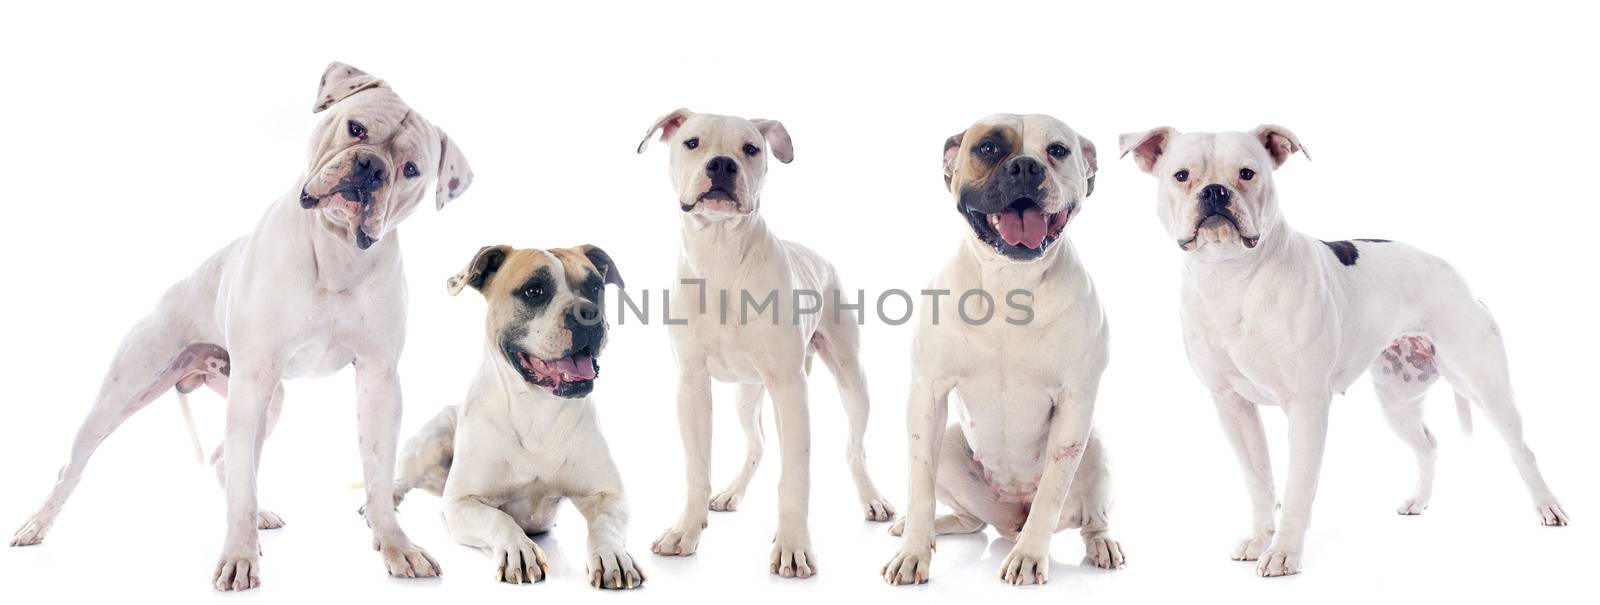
left=636, top=109, right=895, bottom=578
left=882, top=114, right=1123, bottom=586
left=389, top=244, right=642, bottom=589
left=9, top=62, right=474, bottom=591
left=1119, top=124, right=1568, bottom=577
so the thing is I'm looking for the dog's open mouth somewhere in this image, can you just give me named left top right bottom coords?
left=1180, top=212, right=1260, bottom=251
left=506, top=346, right=599, bottom=398
left=963, top=197, right=1070, bottom=260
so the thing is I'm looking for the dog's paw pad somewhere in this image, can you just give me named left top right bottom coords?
left=257, top=510, right=287, bottom=530
left=1538, top=503, right=1570, bottom=526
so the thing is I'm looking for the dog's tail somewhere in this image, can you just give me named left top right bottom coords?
left=1453, top=392, right=1474, bottom=436
left=176, top=392, right=205, bottom=463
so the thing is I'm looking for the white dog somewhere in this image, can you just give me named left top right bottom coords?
left=882, top=114, right=1124, bottom=586
left=1119, top=124, right=1568, bottom=577
left=9, top=62, right=474, bottom=591
left=636, top=109, right=895, bottom=578
left=387, top=244, right=643, bottom=589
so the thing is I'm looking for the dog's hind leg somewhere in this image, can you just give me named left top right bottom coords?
left=710, top=384, right=765, bottom=512
left=11, top=335, right=226, bottom=547
left=1370, top=336, right=1442, bottom=515
left=209, top=381, right=286, bottom=529
left=813, top=317, right=896, bottom=522
left=395, top=405, right=458, bottom=503
left=1434, top=312, right=1568, bottom=526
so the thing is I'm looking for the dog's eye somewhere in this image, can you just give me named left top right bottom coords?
left=1239, top=168, right=1255, bottom=181
left=683, top=137, right=699, bottom=150
left=347, top=120, right=367, bottom=139
left=1046, top=143, right=1070, bottom=159
left=743, top=143, right=760, bottom=157
left=977, top=141, right=998, bottom=157
left=1174, top=169, right=1190, bottom=183
left=522, top=286, right=546, bottom=301
left=403, top=162, right=420, bottom=178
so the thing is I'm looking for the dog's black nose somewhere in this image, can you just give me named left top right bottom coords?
left=706, top=156, right=739, bottom=177
left=354, top=154, right=387, bottom=191
left=1199, top=184, right=1232, bottom=211
left=1005, top=156, right=1043, bottom=180
left=565, top=301, right=606, bottom=351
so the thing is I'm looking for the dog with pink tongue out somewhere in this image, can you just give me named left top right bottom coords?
left=387, top=244, right=646, bottom=589
left=883, top=114, right=1125, bottom=586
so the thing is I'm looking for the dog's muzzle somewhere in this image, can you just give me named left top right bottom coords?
left=299, top=154, right=389, bottom=249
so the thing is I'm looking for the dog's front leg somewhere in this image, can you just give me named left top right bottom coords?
left=575, top=492, right=645, bottom=589
left=653, top=366, right=712, bottom=556
left=1258, top=393, right=1331, bottom=578
left=354, top=360, right=440, bottom=579
left=211, top=361, right=280, bottom=591
left=765, top=368, right=815, bottom=578
left=882, top=376, right=952, bottom=585
left=444, top=495, right=547, bottom=584
left=1211, top=389, right=1277, bottom=562
left=998, top=387, right=1097, bottom=586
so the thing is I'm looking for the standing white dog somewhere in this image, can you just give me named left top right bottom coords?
left=390, top=244, right=643, bottom=589
left=882, top=114, right=1124, bottom=587
left=636, top=109, right=895, bottom=578
left=9, top=62, right=474, bottom=591
left=1119, top=124, right=1568, bottom=577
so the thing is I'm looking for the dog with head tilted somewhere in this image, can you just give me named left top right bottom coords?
left=637, top=109, right=896, bottom=579
left=390, top=244, right=643, bottom=589
left=1120, top=124, right=1568, bottom=578
left=9, top=62, right=474, bottom=591
left=882, top=114, right=1125, bottom=587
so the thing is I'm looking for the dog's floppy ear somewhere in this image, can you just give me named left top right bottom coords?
left=1078, top=134, right=1099, bottom=197
left=434, top=127, right=474, bottom=210
left=942, top=131, right=965, bottom=189
left=637, top=108, right=693, bottom=153
left=446, top=245, right=511, bottom=296
left=752, top=119, right=794, bottom=164
left=1252, top=124, right=1311, bottom=168
left=313, top=62, right=387, bottom=113
left=579, top=245, right=625, bottom=290
left=1118, top=127, right=1179, bottom=174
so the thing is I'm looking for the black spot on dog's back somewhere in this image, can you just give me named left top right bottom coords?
left=1354, top=238, right=1392, bottom=244
left=1322, top=240, right=1359, bottom=266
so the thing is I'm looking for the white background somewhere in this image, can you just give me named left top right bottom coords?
left=1, top=1, right=1595, bottom=603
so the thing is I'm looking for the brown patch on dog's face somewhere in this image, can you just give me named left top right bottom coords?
left=944, top=114, right=1097, bottom=262
left=449, top=246, right=618, bottom=399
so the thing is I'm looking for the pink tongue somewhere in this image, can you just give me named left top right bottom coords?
left=997, top=207, right=1048, bottom=249
left=551, top=353, right=597, bottom=381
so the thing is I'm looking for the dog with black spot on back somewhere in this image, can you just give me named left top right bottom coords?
left=1119, top=124, right=1568, bottom=578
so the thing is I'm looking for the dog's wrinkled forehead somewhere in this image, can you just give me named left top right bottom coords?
left=1166, top=132, right=1273, bottom=177
left=678, top=114, right=762, bottom=151
left=947, top=113, right=1091, bottom=190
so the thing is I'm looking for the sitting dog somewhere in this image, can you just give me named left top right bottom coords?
left=389, top=244, right=642, bottom=589
left=882, top=114, right=1124, bottom=586
left=1119, top=124, right=1569, bottom=577
left=9, top=62, right=474, bottom=591
left=636, top=109, right=895, bottom=578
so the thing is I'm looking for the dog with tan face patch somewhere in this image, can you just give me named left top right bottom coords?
left=388, top=245, right=642, bottom=589
left=883, top=114, right=1124, bottom=587
left=1121, top=124, right=1568, bottom=578
left=9, top=62, right=474, bottom=591
left=637, top=109, right=896, bottom=579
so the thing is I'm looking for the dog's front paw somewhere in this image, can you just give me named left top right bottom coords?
left=999, top=541, right=1051, bottom=585
left=1255, top=545, right=1302, bottom=577
left=881, top=539, right=933, bottom=585
left=1538, top=502, right=1570, bottom=526
left=769, top=530, right=815, bottom=578
left=494, top=538, right=547, bottom=584
left=1083, top=532, right=1126, bottom=569
left=709, top=490, right=742, bottom=512
left=9, top=515, right=51, bottom=547
left=1230, top=532, right=1272, bottom=561
left=651, top=521, right=704, bottom=556
left=588, top=548, right=646, bottom=589
left=258, top=509, right=287, bottom=530
left=375, top=534, right=440, bottom=579
left=863, top=496, right=896, bottom=523
left=212, top=545, right=262, bottom=591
